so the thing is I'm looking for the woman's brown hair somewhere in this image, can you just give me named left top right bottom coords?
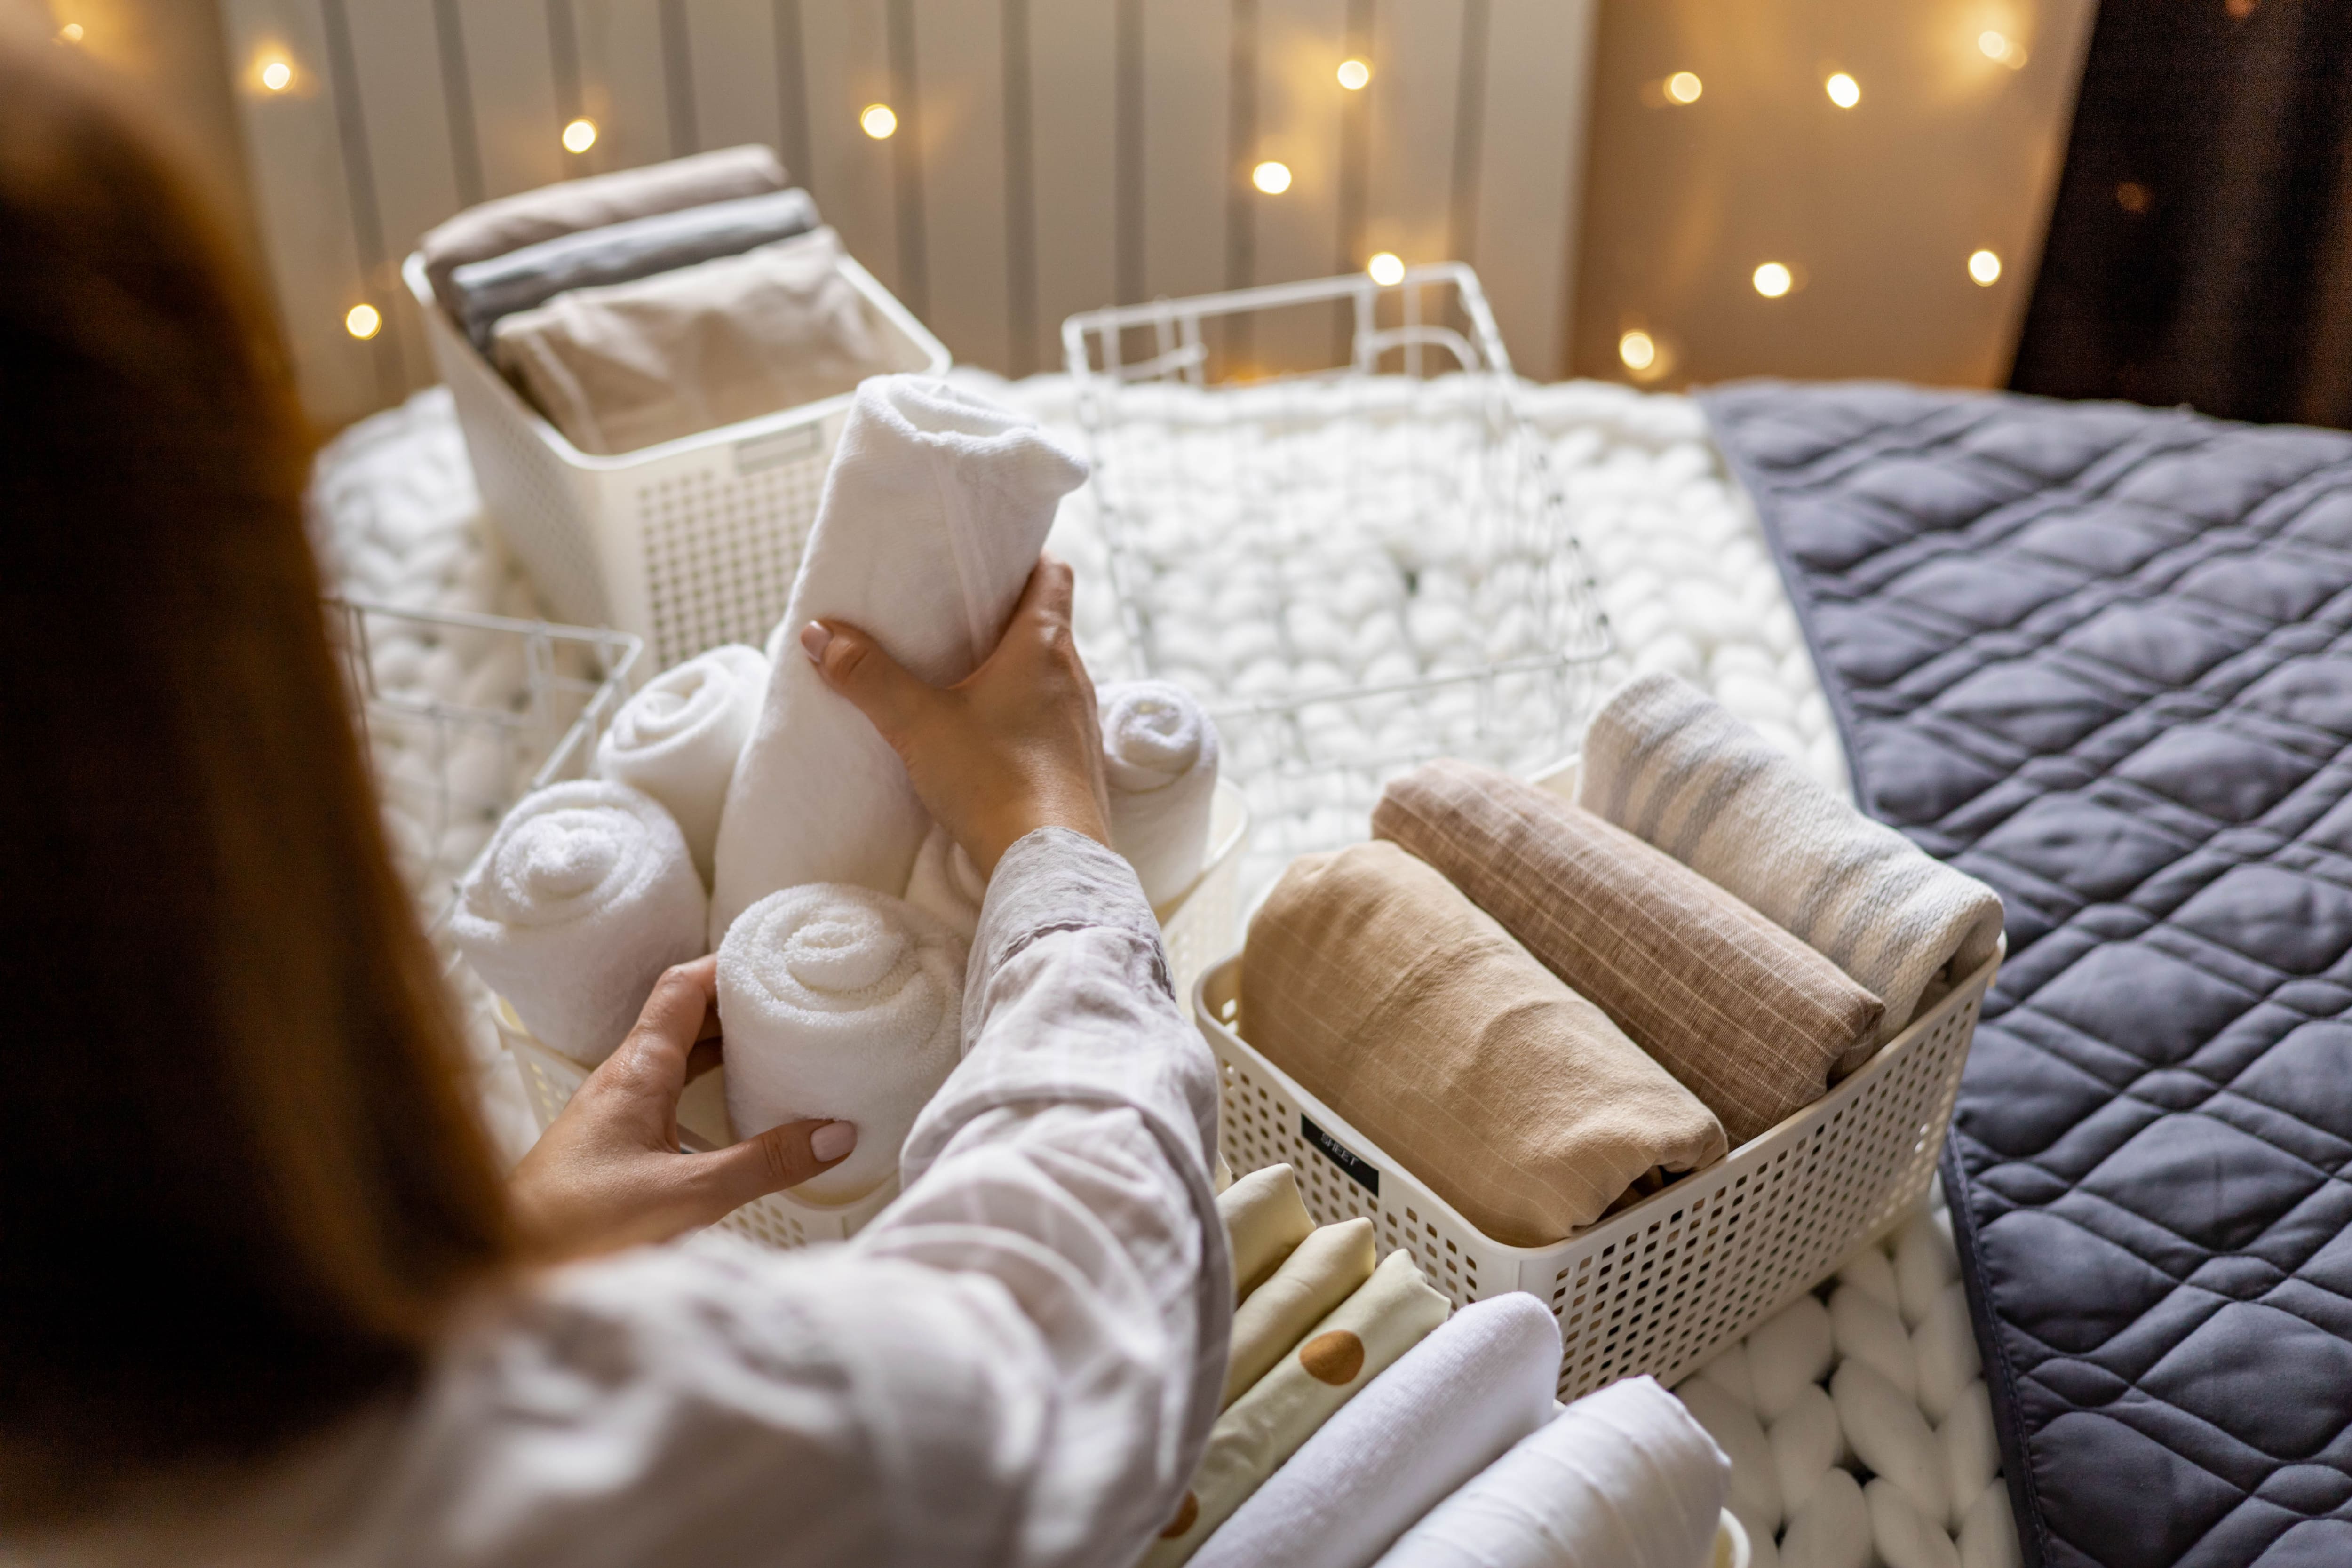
left=0, top=17, right=514, bottom=1521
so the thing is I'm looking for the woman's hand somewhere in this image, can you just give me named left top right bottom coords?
left=799, top=555, right=1111, bottom=875
left=508, top=956, right=855, bottom=1259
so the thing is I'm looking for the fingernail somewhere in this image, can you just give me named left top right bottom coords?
left=810, top=1121, right=856, bottom=1162
left=798, top=621, right=832, bottom=664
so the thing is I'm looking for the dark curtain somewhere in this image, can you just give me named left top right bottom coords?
left=2010, top=0, right=2352, bottom=427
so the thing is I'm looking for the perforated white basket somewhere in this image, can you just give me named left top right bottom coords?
left=500, top=783, right=1250, bottom=1250
left=402, top=249, right=949, bottom=673
left=1197, top=939, right=1999, bottom=1401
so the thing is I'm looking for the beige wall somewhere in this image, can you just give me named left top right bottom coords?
left=1570, top=0, right=2097, bottom=392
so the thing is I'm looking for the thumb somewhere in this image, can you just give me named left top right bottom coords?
left=685, top=1117, right=859, bottom=1217
left=800, top=619, right=938, bottom=748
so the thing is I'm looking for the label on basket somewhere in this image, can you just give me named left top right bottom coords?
left=1302, top=1115, right=1380, bottom=1196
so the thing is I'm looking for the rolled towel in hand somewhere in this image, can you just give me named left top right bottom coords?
left=449, top=188, right=819, bottom=349
left=712, top=377, right=1088, bottom=939
left=1242, top=841, right=1728, bottom=1245
left=1195, top=1294, right=1561, bottom=1568
left=1224, top=1218, right=1377, bottom=1407
left=1145, top=1250, right=1452, bottom=1567
left=1374, top=1375, right=1729, bottom=1568
left=901, top=821, right=987, bottom=943
left=421, top=143, right=787, bottom=308
left=1580, top=672, right=2004, bottom=1047
left=594, top=644, right=768, bottom=886
left=1099, top=680, right=1221, bottom=906
left=450, top=781, right=707, bottom=1065
left=717, top=883, right=967, bottom=1203
left=1374, top=761, right=1883, bottom=1145
left=1221, top=1163, right=1316, bottom=1301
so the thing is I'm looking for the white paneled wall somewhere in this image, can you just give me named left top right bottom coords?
left=217, top=0, right=1597, bottom=429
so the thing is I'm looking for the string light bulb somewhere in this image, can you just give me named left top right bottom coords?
left=1367, top=252, right=1404, bottom=286
left=1978, top=29, right=2026, bottom=67
left=1336, top=58, right=1371, bottom=90
left=860, top=103, right=897, bottom=139
left=562, top=118, right=597, bottom=153
left=58, top=21, right=83, bottom=41
left=1968, top=249, right=2002, bottom=285
left=1252, top=160, right=1292, bottom=194
left=1664, top=71, right=1702, bottom=105
left=1618, top=331, right=1658, bottom=372
left=345, top=303, right=382, bottom=340
left=259, top=57, right=293, bottom=92
left=1825, top=72, right=1859, bottom=108
left=1752, top=262, right=1793, bottom=299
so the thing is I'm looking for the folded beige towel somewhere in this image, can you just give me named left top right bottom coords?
left=1373, top=761, right=1884, bottom=1146
left=1242, top=841, right=1729, bottom=1245
left=491, top=227, right=890, bottom=454
left=1145, top=1250, right=1451, bottom=1566
left=421, top=143, right=788, bottom=307
left=1220, top=1163, right=1316, bottom=1300
left=1224, top=1218, right=1378, bottom=1407
left=1581, top=673, right=2004, bottom=1047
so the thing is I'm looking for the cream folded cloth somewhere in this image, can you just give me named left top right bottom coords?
left=450, top=780, right=707, bottom=1065
left=1219, top=1163, right=1316, bottom=1299
left=1224, top=1218, right=1377, bottom=1407
left=1099, top=680, right=1222, bottom=906
left=1373, top=1374, right=1730, bottom=1568
left=1194, top=1294, right=1562, bottom=1568
left=1242, top=841, right=1728, bottom=1245
left=492, top=227, right=890, bottom=455
left=1146, top=1250, right=1452, bottom=1566
left=710, top=376, right=1088, bottom=939
left=901, top=822, right=988, bottom=944
left=1373, top=761, right=1884, bottom=1146
left=448, top=187, right=820, bottom=349
left=1580, top=672, right=2005, bottom=1048
left=715, top=883, right=966, bottom=1202
left=421, top=143, right=787, bottom=307
left=594, top=644, right=767, bottom=886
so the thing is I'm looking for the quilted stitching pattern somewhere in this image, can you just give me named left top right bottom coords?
left=1700, top=381, right=2352, bottom=1568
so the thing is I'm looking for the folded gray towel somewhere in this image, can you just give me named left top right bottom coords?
left=448, top=188, right=820, bottom=350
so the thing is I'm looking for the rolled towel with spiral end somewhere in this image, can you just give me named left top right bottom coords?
left=451, top=780, right=708, bottom=1066
left=1099, top=680, right=1221, bottom=907
left=594, top=644, right=768, bottom=886
left=717, top=884, right=968, bottom=1203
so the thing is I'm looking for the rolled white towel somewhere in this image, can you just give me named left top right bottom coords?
left=902, top=821, right=988, bottom=944
left=1374, top=1375, right=1728, bottom=1568
left=1193, top=1295, right=1561, bottom=1568
left=1098, top=680, right=1221, bottom=907
left=716, top=883, right=966, bottom=1203
left=711, top=377, right=1087, bottom=941
left=594, top=644, right=768, bottom=885
left=450, top=781, right=707, bottom=1065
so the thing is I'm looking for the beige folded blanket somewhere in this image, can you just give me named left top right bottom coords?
left=491, top=227, right=891, bottom=454
left=1224, top=1218, right=1377, bottom=1407
left=1580, top=673, right=2005, bottom=1046
left=1373, top=761, right=1884, bottom=1146
left=1219, top=1163, right=1316, bottom=1300
left=1241, top=841, right=1728, bottom=1245
left=421, top=143, right=788, bottom=307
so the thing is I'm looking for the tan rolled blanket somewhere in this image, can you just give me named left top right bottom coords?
left=1372, top=760, right=1885, bottom=1146
left=1240, top=841, right=1728, bottom=1246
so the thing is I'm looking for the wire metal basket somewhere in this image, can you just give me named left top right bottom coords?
left=1063, top=265, right=1611, bottom=891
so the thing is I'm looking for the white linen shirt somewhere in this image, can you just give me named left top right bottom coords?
left=32, top=829, right=1232, bottom=1568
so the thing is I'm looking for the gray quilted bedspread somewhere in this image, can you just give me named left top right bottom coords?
left=1700, top=381, right=2352, bottom=1568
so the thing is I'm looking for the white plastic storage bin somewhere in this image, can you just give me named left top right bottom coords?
left=499, top=781, right=1251, bottom=1250
left=402, top=250, right=950, bottom=672
left=1197, top=940, right=2000, bottom=1401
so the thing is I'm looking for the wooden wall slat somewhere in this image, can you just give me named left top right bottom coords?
left=1250, top=0, right=1347, bottom=372
left=798, top=0, right=903, bottom=296
left=456, top=0, right=566, bottom=198
left=683, top=0, right=786, bottom=159
left=1473, top=0, right=1594, bottom=380
left=1025, top=0, right=1117, bottom=374
left=912, top=0, right=1013, bottom=372
left=572, top=0, right=674, bottom=173
left=1364, top=0, right=1460, bottom=275
left=345, top=0, right=462, bottom=392
left=1140, top=0, right=1229, bottom=310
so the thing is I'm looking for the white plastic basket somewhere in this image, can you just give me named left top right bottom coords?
left=1063, top=266, right=1612, bottom=894
left=1197, top=940, right=2000, bottom=1401
left=402, top=248, right=950, bottom=672
left=499, top=781, right=1251, bottom=1250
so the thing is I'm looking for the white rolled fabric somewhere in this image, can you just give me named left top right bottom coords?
left=1193, top=1295, right=1560, bottom=1568
left=710, top=377, right=1087, bottom=941
left=1374, top=1374, right=1729, bottom=1568
left=902, top=821, right=987, bottom=944
left=716, top=883, right=967, bottom=1202
left=594, top=644, right=768, bottom=886
left=450, top=781, right=707, bottom=1065
left=1098, top=680, right=1221, bottom=907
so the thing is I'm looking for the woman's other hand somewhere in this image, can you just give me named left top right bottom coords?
left=508, top=955, right=854, bottom=1258
left=799, top=555, right=1111, bottom=875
